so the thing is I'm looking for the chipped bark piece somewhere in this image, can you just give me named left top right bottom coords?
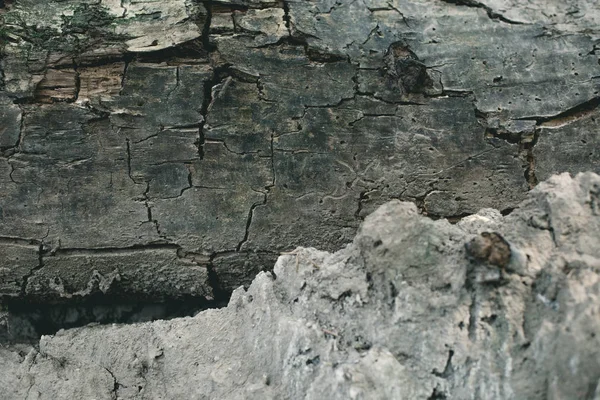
left=466, top=232, right=511, bottom=268
left=384, top=41, right=431, bottom=94
left=77, top=63, right=125, bottom=102
left=35, top=69, right=78, bottom=103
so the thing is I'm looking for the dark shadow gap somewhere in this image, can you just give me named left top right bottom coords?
left=0, top=292, right=230, bottom=344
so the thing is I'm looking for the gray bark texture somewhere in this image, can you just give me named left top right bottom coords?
left=1, top=172, right=600, bottom=399
left=1, top=0, right=600, bottom=397
left=0, top=0, right=599, bottom=299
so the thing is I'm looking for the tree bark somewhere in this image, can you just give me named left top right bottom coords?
left=0, top=0, right=598, bottom=301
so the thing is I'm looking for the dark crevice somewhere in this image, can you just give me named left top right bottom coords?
left=501, top=207, right=515, bottom=216
left=200, top=1, right=216, bottom=53
left=0, top=236, right=43, bottom=246
left=521, top=96, right=600, bottom=128
left=437, top=89, right=474, bottom=98
left=438, top=0, right=525, bottom=25
left=142, top=181, right=155, bottom=224
left=206, top=259, right=232, bottom=305
left=427, top=387, right=448, bottom=400
left=432, top=349, right=454, bottom=378
left=135, top=39, right=209, bottom=64
left=47, top=243, right=181, bottom=256
left=125, top=138, right=137, bottom=184
left=103, top=367, right=120, bottom=400
left=281, top=0, right=291, bottom=36
left=1, top=293, right=228, bottom=344
left=2, top=244, right=231, bottom=345
left=427, top=212, right=474, bottom=224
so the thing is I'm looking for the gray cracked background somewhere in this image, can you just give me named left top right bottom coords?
left=0, top=0, right=599, bottom=302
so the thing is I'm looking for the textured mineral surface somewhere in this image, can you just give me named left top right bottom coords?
left=1, top=0, right=599, bottom=300
left=0, top=172, right=599, bottom=399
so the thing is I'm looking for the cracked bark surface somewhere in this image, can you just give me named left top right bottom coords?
left=1, top=172, right=599, bottom=399
left=0, top=0, right=599, bottom=301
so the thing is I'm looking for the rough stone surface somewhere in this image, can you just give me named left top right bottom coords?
left=1, top=0, right=599, bottom=299
left=1, top=172, right=599, bottom=399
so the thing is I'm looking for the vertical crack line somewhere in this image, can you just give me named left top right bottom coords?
left=187, top=164, right=193, bottom=188
left=236, top=194, right=267, bottom=252
left=468, top=290, right=478, bottom=341
left=120, top=54, right=133, bottom=94
left=103, top=367, right=120, bottom=400
left=15, top=104, right=25, bottom=150
left=198, top=114, right=207, bottom=160
left=143, top=181, right=152, bottom=222
left=8, top=163, right=17, bottom=183
left=281, top=0, right=292, bottom=36
left=72, top=59, right=81, bottom=103
left=119, top=0, right=128, bottom=18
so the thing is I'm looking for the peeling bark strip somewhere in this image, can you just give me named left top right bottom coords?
left=0, top=0, right=599, bottom=301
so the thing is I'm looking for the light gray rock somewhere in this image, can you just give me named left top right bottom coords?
left=1, top=172, right=598, bottom=399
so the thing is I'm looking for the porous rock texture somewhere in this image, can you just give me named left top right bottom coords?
left=1, top=172, right=599, bottom=399
left=1, top=0, right=599, bottom=301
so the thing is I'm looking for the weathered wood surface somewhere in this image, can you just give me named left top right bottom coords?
left=0, top=0, right=598, bottom=299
